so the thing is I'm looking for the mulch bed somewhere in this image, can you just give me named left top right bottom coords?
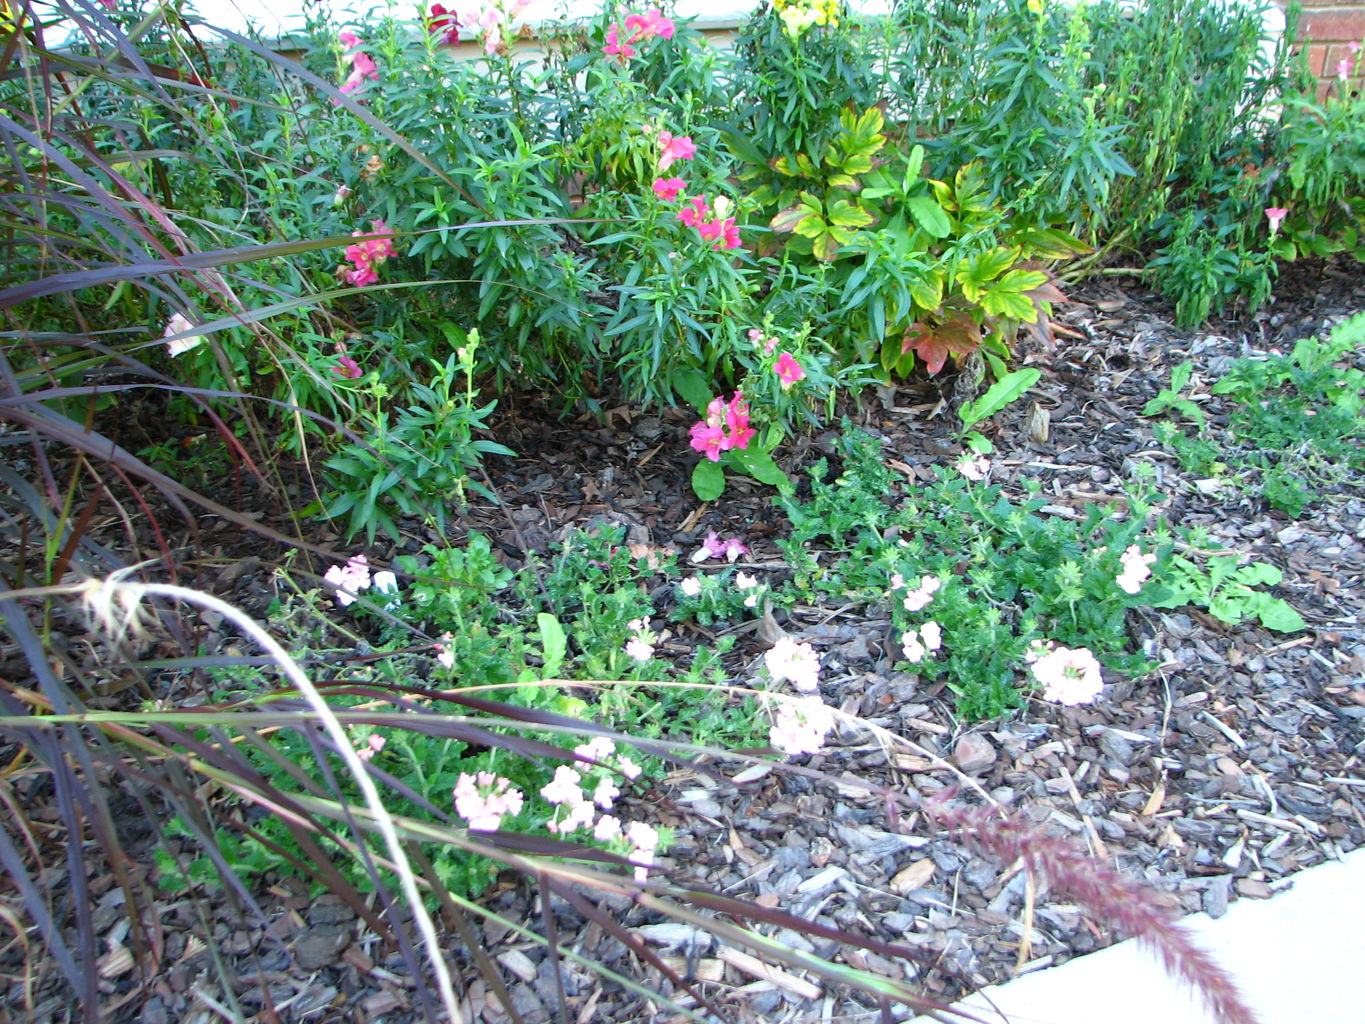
left=7, top=259, right=1363, bottom=1023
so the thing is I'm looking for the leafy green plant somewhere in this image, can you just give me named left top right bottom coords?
left=321, top=331, right=516, bottom=543
left=959, top=366, right=1042, bottom=431
left=775, top=425, right=1162, bottom=719
left=1154, top=316, right=1365, bottom=513
left=1146, top=549, right=1306, bottom=632
left=1142, top=360, right=1206, bottom=427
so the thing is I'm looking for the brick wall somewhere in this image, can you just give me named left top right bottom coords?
left=1283, top=0, right=1365, bottom=92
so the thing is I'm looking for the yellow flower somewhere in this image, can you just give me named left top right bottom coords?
left=1027, top=0, right=1044, bottom=12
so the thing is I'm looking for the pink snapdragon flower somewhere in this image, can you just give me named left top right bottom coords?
left=1116, top=544, right=1156, bottom=595
left=338, top=30, right=362, bottom=49
left=1264, top=206, right=1288, bottom=234
left=426, top=4, right=460, bottom=44
left=333, top=354, right=363, bottom=379
left=323, top=554, right=371, bottom=606
left=956, top=454, right=991, bottom=481
left=1030, top=643, right=1104, bottom=706
left=342, top=219, right=397, bottom=287
left=689, top=529, right=748, bottom=563
left=769, top=695, right=835, bottom=756
left=676, top=194, right=740, bottom=249
left=652, top=176, right=687, bottom=201
left=657, top=131, right=697, bottom=171
left=774, top=352, right=805, bottom=387
left=749, top=328, right=779, bottom=355
left=625, top=7, right=675, bottom=40
left=604, top=9, right=676, bottom=62
left=764, top=636, right=821, bottom=692
left=339, top=49, right=380, bottom=100
left=688, top=392, right=754, bottom=461
left=452, top=771, right=524, bottom=831
left=602, top=24, right=637, bottom=61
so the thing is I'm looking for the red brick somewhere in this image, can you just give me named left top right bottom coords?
left=1299, top=8, right=1365, bottom=42
left=1304, top=41, right=1330, bottom=76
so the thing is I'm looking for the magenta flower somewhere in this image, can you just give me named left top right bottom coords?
left=677, top=195, right=708, bottom=227
left=427, top=4, right=460, bottom=44
left=333, top=354, right=362, bottom=379
left=688, top=421, right=727, bottom=461
left=342, top=219, right=397, bottom=287
left=338, top=30, right=362, bottom=48
left=1264, top=206, right=1288, bottom=234
left=625, top=8, right=675, bottom=40
left=652, top=176, right=686, bottom=201
left=657, top=131, right=697, bottom=171
left=603, top=24, right=637, bottom=62
left=774, top=351, right=805, bottom=386
left=689, top=530, right=747, bottom=563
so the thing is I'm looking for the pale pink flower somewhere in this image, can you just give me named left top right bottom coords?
left=163, top=312, right=200, bottom=357
left=625, top=821, right=660, bottom=881
left=765, top=636, right=821, bottom=692
left=721, top=535, right=748, bottom=562
left=679, top=576, right=703, bottom=597
left=774, top=352, right=805, bottom=386
left=1031, top=644, right=1104, bottom=706
left=593, top=814, right=623, bottom=841
left=435, top=632, right=455, bottom=669
left=920, top=620, right=942, bottom=651
left=1116, top=544, right=1156, bottom=595
left=652, top=176, right=686, bottom=201
left=592, top=776, right=620, bottom=809
left=355, top=734, right=386, bottom=761
left=574, top=737, right=616, bottom=763
left=541, top=765, right=584, bottom=806
left=901, top=630, right=926, bottom=664
left=890, top=573, right=906, bottom=590
left=956, top=454, right=991, bottom=481
left=625, top=637, right=654, bottom=662
left=1265, top=207, right=1288, bottom=234
left=657, top=131, right=697, bottom=171
left=323, top=554, right=371, bottom=606
left=558, top=798, right=596, bottom=833
left=769, top=695, right=834, bottom=756
left=1337, top=57, right=1352, bottom=78
left=616, top=756, right=642, bottom=780
left=452, top=771, right=524, bottom=830
left=901, top=575, right=941, bottom=613
left=735, top=571, right=759, bottom=591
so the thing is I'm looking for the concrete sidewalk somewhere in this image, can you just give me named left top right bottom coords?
left=914, top=847, right=1365, bottom=1024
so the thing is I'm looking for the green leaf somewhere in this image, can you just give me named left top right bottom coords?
left=691, top=459, right=726, bottom=501
left=1170, top=360, right=1193, bottom=393
left=672, top=367, right=715, bottom=411
left=771, top=195, right=822, bottom=234
left=730, top=447, right=792, bottom=491
left=959, top=368, right=1041, bottom=430
left=827, top=199, right=875, bottom=229
left=536, top=613, right=567, bottom=677
left=978, top=288, right=1037, bottom=321
left=904, top=196, right=951, bottom=238
left=1256, top=598, right=1306, bottom=633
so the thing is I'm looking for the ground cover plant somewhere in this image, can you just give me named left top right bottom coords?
left=0, top=0, right=1359, bottom=1020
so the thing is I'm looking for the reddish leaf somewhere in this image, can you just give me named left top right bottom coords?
left=901, top=316, right=982, bottom=375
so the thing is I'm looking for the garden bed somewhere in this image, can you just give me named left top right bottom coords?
left=23, top=260, right=1360, bottom=1024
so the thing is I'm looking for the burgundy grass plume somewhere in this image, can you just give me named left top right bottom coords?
left=930, top=802, right=1262, bottom=1024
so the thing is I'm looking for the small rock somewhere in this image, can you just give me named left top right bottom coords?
left=1204, top=875, right=1233, bottom=918
left=1098, top=729, right=1138, bottom=766
left=953, top=733, right=996, bottom=773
